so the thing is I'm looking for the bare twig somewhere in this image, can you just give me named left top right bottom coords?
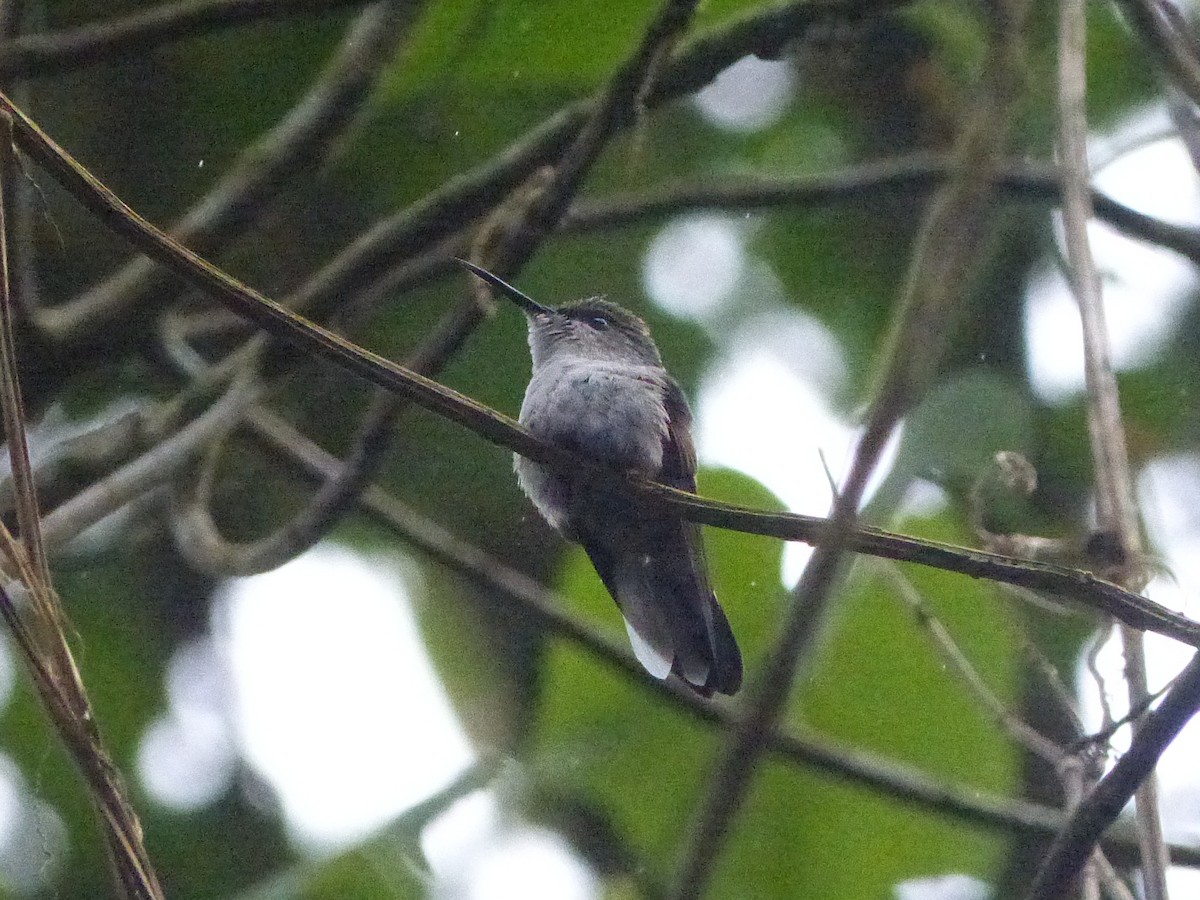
left=1111, top=0, right=1200, bottom=107
left=190, top=151, right=1200, bottom=350
left=1061, top=757, right=1103, bottom=900
left=562, top=157, right=1200, bottom=265
left=0, top=147, right=45, bottom=588
left=0, top=407, right=153, bottom=517
left=480, top=0, right=699, bottom=274
left=1013, top=622, right=1088, bottom=736
left=170, top=377, right=399, bottom=575
left=1025, top=650, right=1200, bottom=899
left=0, top=122, right=163, bottom=900
left=42, top=366, right=262, bottom=552
left=878, top=562, right=1065, bottom=764
left=166, top=0, right=703, bottom=575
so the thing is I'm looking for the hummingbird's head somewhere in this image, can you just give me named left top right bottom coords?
left=532, top=297, right=663, bottom=369
left=457, top=260, right=663, bottom=369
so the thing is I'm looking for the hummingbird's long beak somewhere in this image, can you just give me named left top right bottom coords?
left=456, top=259, right=556, bottom=317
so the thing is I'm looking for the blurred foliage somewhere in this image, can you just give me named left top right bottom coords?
left=0, top=0, right=1186, bottom=898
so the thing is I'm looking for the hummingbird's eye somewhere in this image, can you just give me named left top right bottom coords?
left=584, top=315, right=609, bottom=329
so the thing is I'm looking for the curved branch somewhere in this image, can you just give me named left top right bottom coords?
left=563, top=156, right=1200, bottom=264
left=40, top=368, right=263, bottom=552
left=1111, top=0, right=1200, bottom=108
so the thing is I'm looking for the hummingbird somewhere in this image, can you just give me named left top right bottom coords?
left=459, top=260, right=743, bottom=697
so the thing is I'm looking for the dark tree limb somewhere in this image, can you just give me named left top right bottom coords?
left=1025, top=650, right=1200, bottom=899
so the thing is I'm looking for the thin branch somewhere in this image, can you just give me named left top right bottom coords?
left=878, top=562, right=1065, bottom=764
left=646, top=0, right=908, bottom=104
left=1071, top=680, right=1175, bottom=754
left=155, top=238, right=462, bottom=578
left=1013, top=617, right=1089, bottom=736
left=41, top=367, right=262, bottom=553
left=0, top=0, right=369, bottom=79
left=1058, top=0, right=1168, bottom=891
left=1025, top=650, right=1200, bottom=899
left=1111, top=0, right=1200, bottom=107
left=1061, top=13, right=1148, bottom=571
left=1093, top=852, right=1139, bottom=900
left=0, top=131, right=45, bottom=587
left=170, top=384, right=397, bottom=575
left=562, top=157, right=1200, bottom=265
left=482, top=0, right=699, bottom=273
left=187, top=151, right=1200, bottom=377
left=0, top=126, right=163, bottom=900
left=230, top=756, right=504, bottom=900
left=1061, top=757, right=1103, bottom=900
left=0, top=407, right=153, bottom=517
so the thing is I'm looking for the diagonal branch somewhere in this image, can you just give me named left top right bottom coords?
left=1025, top=649, right=1200, bottom=899
left=1111, top=0, right=1200, bottom=107
left=0, top=123, right=163, bottom=900
left=668, top=0, right=1033, bottom=894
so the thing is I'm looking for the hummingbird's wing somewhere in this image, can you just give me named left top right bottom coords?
left=569, top=374, right=743, bottom=697
left=657, top=378, right=743, bottom=696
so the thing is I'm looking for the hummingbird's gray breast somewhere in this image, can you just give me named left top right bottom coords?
left=514, top=359, right=669, bottom=535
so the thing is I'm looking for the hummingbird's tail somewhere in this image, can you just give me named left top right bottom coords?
left=593, top=542, right=743, bottom=697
